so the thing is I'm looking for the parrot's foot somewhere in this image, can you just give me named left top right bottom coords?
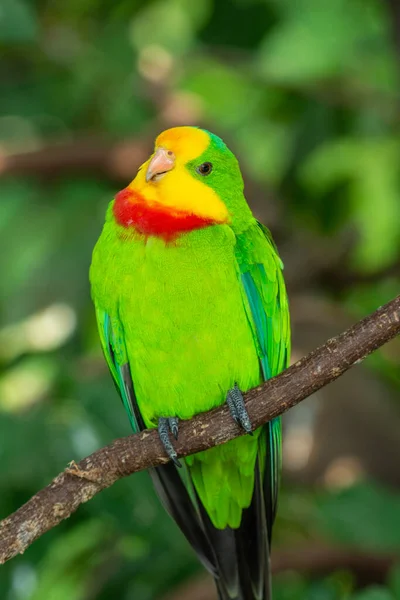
left=226, top=384, right=253, bottom=435
left=158, top=417, right=182, bottom=468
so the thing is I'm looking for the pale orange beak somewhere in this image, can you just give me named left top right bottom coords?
left=145, top=147, right=175, bottom=182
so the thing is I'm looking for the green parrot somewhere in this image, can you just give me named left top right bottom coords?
left=90, top=126, right=290, bottom=599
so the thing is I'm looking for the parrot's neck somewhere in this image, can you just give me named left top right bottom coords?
left=113, top=188, right=219, bottom=242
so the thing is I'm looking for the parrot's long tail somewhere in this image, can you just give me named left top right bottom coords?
left=149, top=455, right=273, bottom=600
left=202, top=460, right=272, bottom=600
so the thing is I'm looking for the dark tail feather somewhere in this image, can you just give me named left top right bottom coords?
left=148, top=463, right=217, bottom=576
left=201, top=457, right=272, bottom=600
left=198, top=504, right=239, bottom=599
left=148, top=456, right=272, bottom=600
left=234, top=458, right=272, bottom=599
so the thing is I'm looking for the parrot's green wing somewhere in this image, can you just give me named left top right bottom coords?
left=203, top=220, right=290, bottom=600
left=95, top=306, right=142, bottom=433
left=237, top=221, right=290, bottom=540
left=93, top=303, right=217, bottom=575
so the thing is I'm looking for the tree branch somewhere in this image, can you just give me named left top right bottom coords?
left=0, top=136, right=153, bottom=183
left=0, top=296, right=399, bottom=565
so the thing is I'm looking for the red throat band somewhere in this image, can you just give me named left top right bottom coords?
left=113, top=188, right=219, bottom=242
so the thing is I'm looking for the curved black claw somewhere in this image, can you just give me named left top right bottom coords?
left=226, top=384, right=253, bottom=435
left=168, top=416, right=179, bottom=440
left=158, top=417, right=181, bottom=467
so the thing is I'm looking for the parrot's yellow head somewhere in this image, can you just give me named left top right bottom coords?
left=113, top=126, right=250, bottom=241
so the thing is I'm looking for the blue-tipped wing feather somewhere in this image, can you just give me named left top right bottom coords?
left=238, top=222, right=290, bottom=539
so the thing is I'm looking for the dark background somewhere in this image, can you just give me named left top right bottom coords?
left=1, top=1, right=400, bottom=599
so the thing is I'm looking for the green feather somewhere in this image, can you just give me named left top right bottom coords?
left=235, top=221, right=290, bottom=530
left=95, top=306, right=140, bottom=433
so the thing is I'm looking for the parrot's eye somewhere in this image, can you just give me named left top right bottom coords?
left=196, top=162, right=213, bottom=176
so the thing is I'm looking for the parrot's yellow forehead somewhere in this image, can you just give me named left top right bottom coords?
left=155, top=127, right=210, bottom=163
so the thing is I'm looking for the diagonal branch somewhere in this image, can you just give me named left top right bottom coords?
left=0, top=295, right=399, bottom=565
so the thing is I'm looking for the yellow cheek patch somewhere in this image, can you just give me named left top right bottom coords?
left=128, top=127, right=229, bottom=224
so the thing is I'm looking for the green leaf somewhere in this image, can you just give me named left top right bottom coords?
left=130, top=0, right=210, bottom=54
left=316, top=482, right=400, bottom=552
left=387, top=564, right=400, bottom=599
left=181, top=59, right=263, bottom=129
left=300, top=138, right=400, bottom=272
left=29, top=520, right=110, bottom=600
left=235, top=120, right=293, bottom=185
left=256, top=0, right=392, bottom=88
left=350, top=586, right=395, bottom=600
left=0, top=0, right=38, bottom=42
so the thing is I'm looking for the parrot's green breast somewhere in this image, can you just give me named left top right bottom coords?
left=91, top=215, right=264, bottom=528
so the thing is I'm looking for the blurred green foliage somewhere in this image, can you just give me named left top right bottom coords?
left=1, top=0, right=399, bottom=599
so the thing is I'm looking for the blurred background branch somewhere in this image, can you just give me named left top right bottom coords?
left=0, top=137, right=152, bottom=183
left=163, top=545, right=399, bottom=600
